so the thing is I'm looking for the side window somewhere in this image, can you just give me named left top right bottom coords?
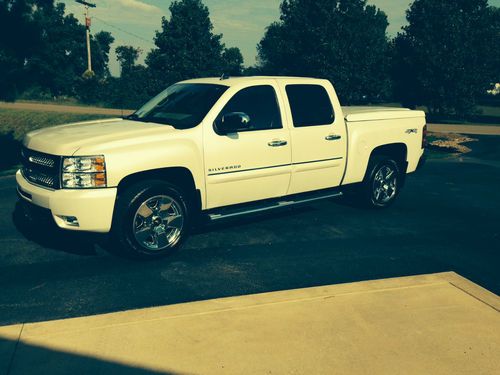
left=217, top=85, right=282, bottom=132
left=285, top=84, right=335, bottom=127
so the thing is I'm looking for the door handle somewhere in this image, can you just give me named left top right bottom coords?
left=268, top=140, right=288, bottom=147
left=325, top=134, right=342, bottom=141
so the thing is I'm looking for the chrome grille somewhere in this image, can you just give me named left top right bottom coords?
left=22, top=168, right=56, bottom=187
left=21, top=147, right=61, bottom=189
left=27, top=154, right=56, bottom=168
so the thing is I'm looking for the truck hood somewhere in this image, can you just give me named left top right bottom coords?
left=23, top=118, right=177, bottom=155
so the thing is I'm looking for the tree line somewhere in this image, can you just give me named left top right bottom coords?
left=1, top=0, right=499, bottom=118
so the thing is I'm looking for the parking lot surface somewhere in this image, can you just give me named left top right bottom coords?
left=0, top=149, right=499, bottom=326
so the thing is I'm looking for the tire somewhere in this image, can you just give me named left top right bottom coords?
left=360, top=158, right=402, bottom=209
left=111, top=180, right=191, bottom=259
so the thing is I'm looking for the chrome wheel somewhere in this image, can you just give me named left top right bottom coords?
left=133, top=195, right=184, bottom=251
left=372, top=165, right=398, bottom=205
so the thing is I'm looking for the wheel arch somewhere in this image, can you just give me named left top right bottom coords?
left=369, top=143, right=408, bottom=174
left=116, top=167, right=202, bottom=213
left=364, top=143, right=409, bottom=187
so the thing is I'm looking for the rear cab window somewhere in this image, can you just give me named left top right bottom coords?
left=285, top=84, right=335, bottom=127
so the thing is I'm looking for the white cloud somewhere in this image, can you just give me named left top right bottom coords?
left=118, top=0, right=161, bottom=13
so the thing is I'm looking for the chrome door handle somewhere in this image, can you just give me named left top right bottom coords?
left=268, top=140, right=288, bottom=147
left=325, top=134, right=342, bottom=141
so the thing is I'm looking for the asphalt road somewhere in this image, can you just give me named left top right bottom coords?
left=0, top=153, right=499, bottom=326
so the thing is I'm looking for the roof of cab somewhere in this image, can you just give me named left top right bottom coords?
left=179, top=76, right=329, bottom=87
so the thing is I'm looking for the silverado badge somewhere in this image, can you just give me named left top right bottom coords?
left=208, top=165, right=242, bottom=174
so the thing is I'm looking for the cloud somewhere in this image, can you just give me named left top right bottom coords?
left=206, top=0, right=281, bottom=64
left=118, top=0, right=161, bottom=13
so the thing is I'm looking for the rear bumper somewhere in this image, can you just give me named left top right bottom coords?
left=16, top=170, right=117, bottom=233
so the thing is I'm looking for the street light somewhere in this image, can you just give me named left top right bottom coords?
left=75, top=0, right=97, bottom=74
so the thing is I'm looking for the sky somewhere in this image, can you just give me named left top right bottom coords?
left=61, top=0, right=500, bottom=76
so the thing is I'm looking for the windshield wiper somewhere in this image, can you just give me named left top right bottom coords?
left=124, top=113, right=176, bottom=127
left=123, top=113, right=153, bottom=123
left=123, top=113, right=139, bottom=120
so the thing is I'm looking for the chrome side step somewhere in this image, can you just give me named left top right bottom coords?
left=207, top=190, right=343, bottom=222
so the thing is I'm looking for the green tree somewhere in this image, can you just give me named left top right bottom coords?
left=116, top=45, right=141, bottom=76
left=146, top=0, right=232, bottom=91
left=222, top=47, right=244, bottom=76
left=92, top=31, right=115, bottom=78
left=393, top=0, right=500, bottom=117
left=0, top=0, right=114, bottom=100
left=258, top=0, right=391, bottom=104
left=0, top=0, right=42, bottom=100
left=111, top=46, right=152, bottom=109
left=30, top=3, right=114, bottom=97
left=33, top=3, right=87, bottom=96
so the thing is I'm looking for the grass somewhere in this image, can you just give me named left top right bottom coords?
left=15, top=99, right=127, bottom=110
left=0, top=108, right=113, bottom=171
left=477, top=105, right=500, bottom=118
left=0, top=108, right=114, bottom=141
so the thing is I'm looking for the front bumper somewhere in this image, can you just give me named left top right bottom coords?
left=16, top=170, right=117, bottom=233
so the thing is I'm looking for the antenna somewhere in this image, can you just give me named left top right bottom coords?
left=220, top=73, right=230, bottom=81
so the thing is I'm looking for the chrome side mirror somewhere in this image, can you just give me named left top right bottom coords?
left=215, top=112, right=251, bottom=134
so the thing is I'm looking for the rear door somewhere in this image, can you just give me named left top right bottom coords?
left=203, top=82, right=291, bottom=209
left=278, top=81, right=347, bottom=194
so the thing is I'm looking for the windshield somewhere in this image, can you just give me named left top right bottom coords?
left=129, top=83, right=228, bottom=129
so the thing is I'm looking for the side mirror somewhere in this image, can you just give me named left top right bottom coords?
left=215, top=112, right=251, bottom=135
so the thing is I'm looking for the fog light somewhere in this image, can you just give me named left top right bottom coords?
left=61, top=216, right=79, bottom=227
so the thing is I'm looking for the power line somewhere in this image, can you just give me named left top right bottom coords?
left=92, top=16, right=156, bottom=47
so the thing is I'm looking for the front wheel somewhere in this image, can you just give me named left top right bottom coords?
left=363, top=158, right=402, bottom=208
left=112, top=180, right=190, bottom=259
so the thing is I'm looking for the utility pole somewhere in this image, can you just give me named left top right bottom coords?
left=76, top=0, right=96, bottom=74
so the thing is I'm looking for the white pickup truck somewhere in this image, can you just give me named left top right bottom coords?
left=17, top=76, right=426, bottom=258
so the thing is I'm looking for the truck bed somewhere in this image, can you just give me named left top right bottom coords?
left=342, top=106, right=425, bottom=122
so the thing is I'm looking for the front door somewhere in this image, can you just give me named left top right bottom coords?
left=203, top=83, right=291, bottom=209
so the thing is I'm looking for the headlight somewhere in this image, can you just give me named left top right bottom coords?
left=62, top=156, right=107, bottom=188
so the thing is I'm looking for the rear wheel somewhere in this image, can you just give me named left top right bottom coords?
left=112, top=180, right=190, bottom=259
left=361, top=158, right=402, bottom=208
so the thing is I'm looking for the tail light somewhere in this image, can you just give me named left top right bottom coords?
left=422, top=124, right=427, bottom=149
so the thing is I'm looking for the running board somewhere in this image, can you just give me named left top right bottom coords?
left=207, top=190, right=343, bottom=222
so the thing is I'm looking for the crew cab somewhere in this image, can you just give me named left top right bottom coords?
left=17, top=77, right=426, bottom=258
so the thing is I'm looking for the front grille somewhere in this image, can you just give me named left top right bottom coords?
left=27, top=154, right=56, bottom=168
left=21, top=147, right=61, bottom=189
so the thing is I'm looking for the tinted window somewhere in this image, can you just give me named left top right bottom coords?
left=286, top=85, right=335, bottom=127
left=131, top=83, right=228, bottom=129
left=218, top=85, right=282, bottom=132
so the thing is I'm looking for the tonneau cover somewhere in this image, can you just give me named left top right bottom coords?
left=342, top=106, right=425, bottom=122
